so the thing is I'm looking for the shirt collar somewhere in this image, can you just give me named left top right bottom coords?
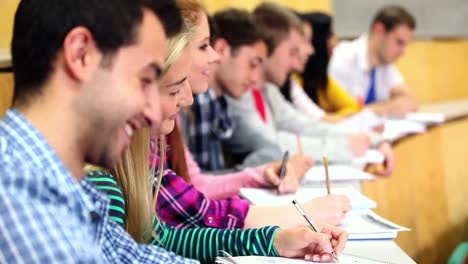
left=1, top=109, right=97, bottom=214
left=356, top=34, right=372, bottom=73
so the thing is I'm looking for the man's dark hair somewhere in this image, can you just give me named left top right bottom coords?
left=144, top=0, right=182, bottom=38
left=212, top=8, right=263, bottom=56
left=371, top=5, right=416, bottom=32
left=12, top=0, right=182, bottom=107
left=207, top=15, right=218, bottom=46
left=253, top=2, right=303, bottom=54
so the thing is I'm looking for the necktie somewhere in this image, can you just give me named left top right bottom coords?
left=365, top=68, right=377, bottom=104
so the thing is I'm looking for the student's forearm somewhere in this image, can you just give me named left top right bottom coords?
left=368, top=93, right=417, bottom=117
left=244, top=205, right=307, bottom=229
left=154, top=222, right=280, bottom=263
left=367, top=101, right=393, bottom=116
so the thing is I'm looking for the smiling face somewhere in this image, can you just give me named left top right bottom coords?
left=188, top=12, right=220, bottom=94
left=81, top=9, right=166, bottom=168
left=214, top=39, right=267, bottom=98
left=157, top=46, right=193, bottom=135
left=263, top=28, right=303, bottom=86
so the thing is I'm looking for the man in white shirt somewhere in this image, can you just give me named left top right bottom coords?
left=329, top=5, right=417, bottom=117
left=224, top=3, right=395, bottom=176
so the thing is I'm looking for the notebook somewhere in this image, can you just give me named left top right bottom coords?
left=382, top=119, right=426, bottom=142
left=303, top=165, right=375, bottom=183
left=215, top=253, right=398, bottom=264
left=342, top=210, right=410, bottom=240
left=405, top=112, right=445, bottom=124
left=240, top=186, right=377, bottom=210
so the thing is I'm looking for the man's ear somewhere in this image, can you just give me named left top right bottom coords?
left=213, top=38, right=231, bottom=59
left=62, top=26, right=101, bottom=82
left=372, top=22, right=386, bottom=36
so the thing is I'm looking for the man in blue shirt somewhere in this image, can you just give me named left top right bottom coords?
left=0, top=0, right=196, bottom=262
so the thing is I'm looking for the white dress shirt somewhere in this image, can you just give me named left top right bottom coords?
left=290, top=77, right=325, bottom=120
left=328, top=34, right=405, bottom=102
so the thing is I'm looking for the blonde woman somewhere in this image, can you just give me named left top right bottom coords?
left=87, top=2, right=347, bottom=263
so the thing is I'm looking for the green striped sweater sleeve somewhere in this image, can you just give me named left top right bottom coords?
left=87, top=170, right=281, bottom=264
left=152, top=221, right=280, bottom=264
left=86, top=170, right=127, bottom=227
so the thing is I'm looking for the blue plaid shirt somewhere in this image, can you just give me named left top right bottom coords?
left=183, top=88, right=235, bottom=171
left=0, top=109, right=197, bottom=264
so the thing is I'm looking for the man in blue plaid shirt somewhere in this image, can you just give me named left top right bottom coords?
left=0, top=0, right=196, bottom=263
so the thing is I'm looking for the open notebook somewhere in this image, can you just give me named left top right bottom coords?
left=382, top=119, right=426, bottom=142
left=303, top=165, right=375, bottom=183
left=215, top=253, right=398, bottom=264
left=240, top=186, right=377, bottom=210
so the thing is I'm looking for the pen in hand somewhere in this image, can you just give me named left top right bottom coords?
left=277, top=151, right=289, bottom=191
left=292, top=199, right=339, bottom=262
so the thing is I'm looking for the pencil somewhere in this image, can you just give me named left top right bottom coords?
left=296, top=132, right=304, bottom=156
left=292, top=200, right=339, bottom=262
left=323, top=155, right=331, bottom=195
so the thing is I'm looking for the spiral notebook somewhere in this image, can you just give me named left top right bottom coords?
left=215, top=253, right=398, bottom=264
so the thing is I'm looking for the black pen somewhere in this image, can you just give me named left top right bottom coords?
left=279, top=151, right=289, bottom=181
left=292, top=199, right=339, bottom=262
left=277, top=151, right=289, bottom=192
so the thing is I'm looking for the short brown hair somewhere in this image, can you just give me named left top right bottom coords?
left=213, top=8, right=263, bottom=55
left=253, top=2, right=303, bottom=54
left=371, top=5, right=416, bottom=32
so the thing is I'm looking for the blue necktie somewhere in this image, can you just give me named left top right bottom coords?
left=365, top=68, right=377, bottom=104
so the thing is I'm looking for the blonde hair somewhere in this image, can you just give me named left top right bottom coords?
left=109, top=7, right=196, bottom=243
left=110, top=128, right=155, bottom=243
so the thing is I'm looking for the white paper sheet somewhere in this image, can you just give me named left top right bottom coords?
left=352, top=149, right=385, bottom=165
left=405, top=112, right=445, bottom=124
left=240, top=186, right=376, bottom=210
left=303, top=165, right=375, bottom=183
left=382, top=119, right=426, bottom=142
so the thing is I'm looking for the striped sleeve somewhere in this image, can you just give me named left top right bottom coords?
left=152, top=221, right=280, bottom=264
left=86, top=171, right=126, bottom=227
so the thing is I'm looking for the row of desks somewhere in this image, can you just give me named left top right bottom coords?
left=362, top=99, right=468, bottom=263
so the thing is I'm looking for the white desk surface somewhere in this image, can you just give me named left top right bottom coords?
left=419, top=98, right=468, bottom=121
left=345, top=240, right=416, bottom=264
left=0, top=49, right=11, bottom=69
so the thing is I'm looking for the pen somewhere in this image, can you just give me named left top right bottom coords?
left=292, top=199, right=339, bottom=262
left=278, top=151, right=289, bottom=181
left=323, top=155, right=331, bottom=195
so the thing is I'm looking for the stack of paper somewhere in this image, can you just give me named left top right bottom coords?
left=382, top=119, right=426, bottom=142
left=405, top=112, right=445, bottom=124
left=240, top=186, right=377, bottom=210
left=303, top=165, right=375, bottom=183
left=341, top=210, right=410, bottom=240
